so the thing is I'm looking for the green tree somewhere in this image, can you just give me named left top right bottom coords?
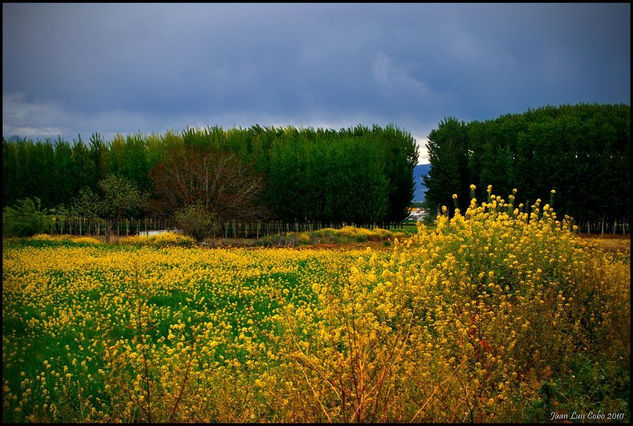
left=373, top=125, right=419, bottom=223
left=71, top=136, right=96, bottom=197
left=2, top=197, right=53, bottom=237
left=52, top=138, right=75, bottom=207
left=174, top=202, right=219, bottom=241
left=97, top=175, right=145, bottom=242
left=89, top=133, right=110, bottom=188
left=423, top=118, right=469, bottom=215
left=425, top=104, right=630, bottom=230
left=2, top=139, right=18, bottom=206
left=70, top=187, right=101, bottom=233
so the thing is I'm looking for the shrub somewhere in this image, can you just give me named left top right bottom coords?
left=2, top=191, right=629, bottom=423
left=2, top=197, right=52, bottom=237
left=272, top=189, right=630, bottom=422
left=33, top=234, right=101, bottom=244
left=174, top=203, right=219, bottom=241
left=70, top=236, right=102, bottom=245
left=258, top=226, right=403, bottom=246
left=118, top=232, right=196, bottom=247
left=298, top=232, right=311, bottom=245
left=31, top=233, right=61, bottom=242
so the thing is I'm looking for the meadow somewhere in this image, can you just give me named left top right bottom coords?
left=2, top=189, right=630, bottom=423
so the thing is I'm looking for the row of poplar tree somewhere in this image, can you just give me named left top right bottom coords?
left=2, top=124, right=418, bottom=226
left=423, top=103, right=630, bottom=232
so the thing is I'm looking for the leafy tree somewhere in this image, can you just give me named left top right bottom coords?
left=174, top=202, right=219, bottom=241
left=148, top=146, right=266, bottom=225
left=373, top=125, right=419, bottom=223
left=89, top=132, right=110, bottom=188
left=71, top=136, right=96, bottom=197
left=97, top=175, right=145, bottom=242
left=423, top=117, right=469, bottom=215
left=70, top=187, right=101, bottom=233
left=52, top=138, right=75, bottom=207
left=122, top=133, right=150, bottom=192
left=2, top=197, right=53, bottom=237
left=2, top=139, right=18, bottom=206
left=425, top=104, right=630, bottom=231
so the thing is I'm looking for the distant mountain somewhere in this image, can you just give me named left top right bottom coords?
left=413, top=164, right=431, bottom=202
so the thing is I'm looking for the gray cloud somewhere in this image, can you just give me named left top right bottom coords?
left=3, top=3, right=630, bottom=163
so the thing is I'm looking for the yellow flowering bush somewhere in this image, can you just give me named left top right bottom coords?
left=335, top=226, right=407, bottom=241
left=118, top=232, right=196, bottom=247
left=30, top=234, right=102, bottom=245
left=258, top=226, right=405, bottom=246
left=269, top=191, right=630, bottom=422
left=2, top=189, right=629, bottom=422
left=298, top=232, right=311, bottom=244
left=69, top=236, right=102, bottom=245
left=31, top=233, right=60, bottom=241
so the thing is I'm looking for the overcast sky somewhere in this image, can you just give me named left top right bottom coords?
left=3, top=3, right=630, bottom=163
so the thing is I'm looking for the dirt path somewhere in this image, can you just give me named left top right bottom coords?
left=579, top=234, right=630, bottom=252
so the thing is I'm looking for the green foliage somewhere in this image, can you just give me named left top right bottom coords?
left=174, top=203, right=219, bottom=241
left=89, top=132, right=110, bottom=188
left=52, top=138, right=75, bottom=206
left=267, top=130, right=391, bottom=224
left=423, top=104, right=631, bottom=226
left=97, top=174, right=144, bottom=221
left=2, top=197, right=53, bottom=237
left=71, top=187, right=100, bottom=220
left=524, top=354, right=629, bottom=423
left=65, top=175, right=145, bottom=242
left=423, top=117, right=470, bottom=215
left=2, top=125, right=418, bottom=225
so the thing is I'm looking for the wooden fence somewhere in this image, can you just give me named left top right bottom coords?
left=46, top=216, right=630, bottom=238
left=46, top=218, right=409, bottom=239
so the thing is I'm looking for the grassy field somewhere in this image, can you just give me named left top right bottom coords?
left=2, top=198, right=630, bottom=423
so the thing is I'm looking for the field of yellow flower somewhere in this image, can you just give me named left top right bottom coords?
left=2, top=190, right=630, bottom=423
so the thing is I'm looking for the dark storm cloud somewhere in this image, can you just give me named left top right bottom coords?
left=2, top=3, right=630, bottom=162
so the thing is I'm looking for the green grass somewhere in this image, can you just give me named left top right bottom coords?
left=2, top=232, right=628, bottom=423
left=2, top=243, right=363, bottom=422
left=385, top=221, right=420, bottom=234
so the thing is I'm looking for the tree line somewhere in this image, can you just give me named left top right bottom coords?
left=2, top=125, right=418, bottom=237
left=423, top=103, right=630, bottom=233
